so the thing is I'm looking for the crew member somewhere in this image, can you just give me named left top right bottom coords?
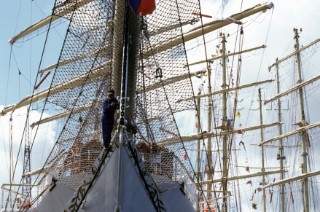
left=101, top=90, right=119, bottom=149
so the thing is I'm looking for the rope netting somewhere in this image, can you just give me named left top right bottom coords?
left=135, top=0, right=202, bottom=199
left=45, top=0, right=113, bottom=177
left=38, top=0, right=205, bottom=204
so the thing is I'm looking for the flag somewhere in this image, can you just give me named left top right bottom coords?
left=128, top=0, right=155, bottom=16
left=252, top=202, right=257, bottom=210
left=306, top=131, right=311, bottom=147
left=270, top=191, right=273, bottom=203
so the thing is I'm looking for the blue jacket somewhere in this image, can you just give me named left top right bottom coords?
left=102, top=98, right=119, bottom=117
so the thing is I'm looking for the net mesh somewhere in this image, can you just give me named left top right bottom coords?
left=39, top=0, right=204, bottom=205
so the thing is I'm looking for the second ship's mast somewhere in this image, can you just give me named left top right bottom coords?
left=294, top=28, right=310, bottom=212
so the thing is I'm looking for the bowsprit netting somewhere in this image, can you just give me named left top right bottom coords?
left=45, top=0, right=114, bottom=178
left=39, top=0, right=204, bottom=203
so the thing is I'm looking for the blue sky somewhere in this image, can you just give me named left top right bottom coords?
left=0, top=1, right=57, bottom=207
left=0, top=1, right=59, bottom=106
left=1, top=0, right=320, bottom=210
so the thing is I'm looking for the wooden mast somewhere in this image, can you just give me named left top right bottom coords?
left=196, top=97, right=201, bottom=211
left=258, top=88, right=266, bottom=212
left=275, top=58, right=286, bottom=212
left=221, top=33, right=228, bottom=212
left=206, top=43, right=213, bottom=210
left=294, top=28, right=310, bottom=212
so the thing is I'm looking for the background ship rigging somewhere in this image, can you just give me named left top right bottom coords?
left=1, top=0, right=320, bottom=211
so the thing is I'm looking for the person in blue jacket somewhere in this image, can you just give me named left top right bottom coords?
left=101, top=90, right=119, bottom=149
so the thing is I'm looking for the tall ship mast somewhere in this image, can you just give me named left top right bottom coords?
left=2, top=0, right=320, bottom=211
left=261, top=28, right=320, bottom=212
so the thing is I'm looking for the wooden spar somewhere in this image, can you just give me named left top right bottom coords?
left=198, top=190, right=226, bottom=193
left=263, top=170, right=320, bottom=188
left=39, top=48, right=106, bottom=74
left=143, top=2, right=274, bottom=58
left=264, top=74, right=320, bottom=105
left=191, top=12, right=212, bottom=18
left=158, top=122, right=281, bottom=146
left=38, top=19, right=192, bottom=76
left=38, top=22, right=199, bottom=76
left=188, top=44, right=266, bottom=67
left=136, top=70, right=206, bottom=93
left=22, top=166, right=49, bottom=177
left=1, top=67, right=203, bottom=117
left=30, top=103, right=100, bottom=128
left=260, top=121, right=320, bottom=145
left=1, top=186, right=25, bottom=197
left=27, top=72, right=203, bottom=127
left=59, top=131, right=99, bottom=143
left=0, top=64, right=111, bottom=116
left=148, top=19, right=197, bottom=37
left=14, top=0, right=254, bottom=48
left=2, top=4, right=274, bottom=115
left=196, top=170, right=284, bottom=185
left=2, top=184, right=34, bottom=187
left=268, top=37, right=320, bottom=70
left=34, top=18, right=265, bottom=88
left=31, top=104, right=110, bottom=128
left=251, top=143, right=299, bottom=148
left=23, top=150, right=67, bottom=177
left=258, top=88, right=267, bottom=212
left=177, top=79, right=273, bottom=103
left=236, top=165, right=283, bottom=170
left=9, top=0, right=93, bottom=45
left=30, top=111, right=76, bottom=128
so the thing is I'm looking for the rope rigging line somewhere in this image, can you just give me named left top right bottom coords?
left=227, top=23, right=245, bottom=211
left=136, top=0, right=214, bottom=208
left=136, top=40, right=156, bottom=144
left=2, top=5, right=25, bottom=205
left=243, top=6, right=274, bottom=129
left=191, top=2, right=246, bottom=209
left=7, top=0, right=109, bottom=209
left=22, top=46, right=108, bottom=210
left=5, top=0, right=61, bottom=207
left=173, top=0, right=225, bottom=209
left=196, top=2, right=272, bottom=205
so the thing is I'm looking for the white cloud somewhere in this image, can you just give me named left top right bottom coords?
left=0, top=105, right=56, bottom=203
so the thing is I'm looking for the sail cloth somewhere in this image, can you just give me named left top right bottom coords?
left=128, top=0, right=155, bottom=16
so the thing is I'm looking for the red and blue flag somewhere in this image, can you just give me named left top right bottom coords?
left=128, top=0, right=155, bottom=16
